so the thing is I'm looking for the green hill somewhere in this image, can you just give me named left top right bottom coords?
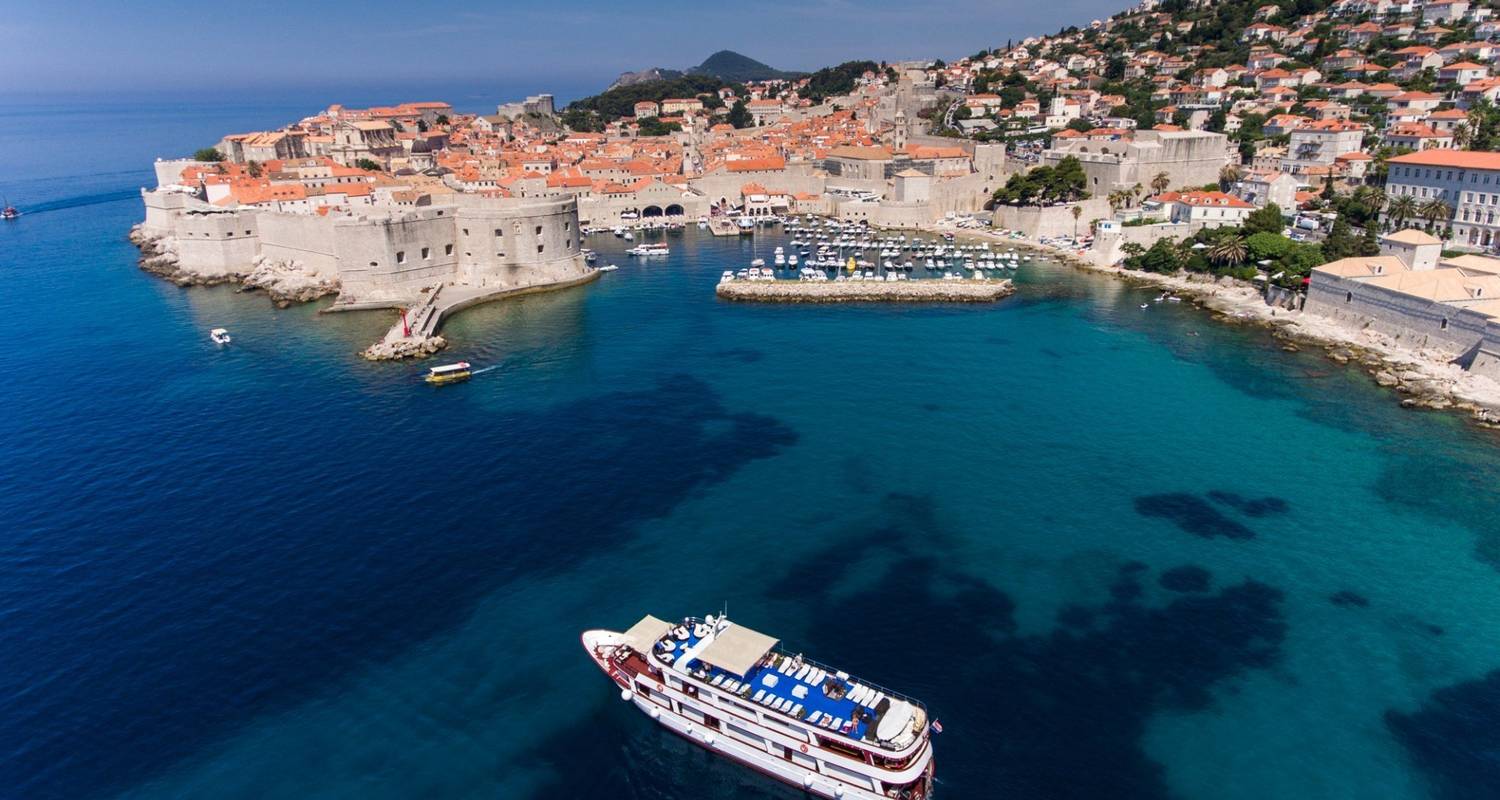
left=690, top=50, right=798, bottom=83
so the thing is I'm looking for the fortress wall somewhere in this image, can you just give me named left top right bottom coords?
left=140, top=189, right=187, bottom=234
left=256, top=213, right=340, bottom=277
left=1304, top=272, right=1489, bottom=354
left=455, top=197, right=589, bottom=289
left=333, top=209, right=460, bottom=299
left=992, top=198, right=1112, bottom=239
left=1466, top=325, right=1500, bottom=381
left=174, top=210, right=261, bottom=276
left=690, top=165, right=827, bottom=207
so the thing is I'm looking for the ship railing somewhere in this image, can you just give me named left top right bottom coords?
left=678, top=617, right=928, bottom=718
left=768, top=648, right=929, bottom=718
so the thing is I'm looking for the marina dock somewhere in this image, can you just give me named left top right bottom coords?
left=716, top=279, right=1014, bottom=303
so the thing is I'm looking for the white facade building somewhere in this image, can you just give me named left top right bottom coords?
left=1385, top=150, right=1500, bottom=250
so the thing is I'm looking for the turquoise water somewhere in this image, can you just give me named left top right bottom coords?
left=5, top=98, right=1500, bottom=800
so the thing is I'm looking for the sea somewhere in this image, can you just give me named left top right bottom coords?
left=3, top=89, right=1500, bottom=800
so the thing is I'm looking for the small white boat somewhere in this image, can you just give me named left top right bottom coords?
left=623, top=231, right=635, bottom=241
left=209, top=328, right=232, bottom=345
left=598, top=264, right=619, bottom=272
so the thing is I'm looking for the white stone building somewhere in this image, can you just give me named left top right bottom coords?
left=1385, top=150, right=1500, bottom=250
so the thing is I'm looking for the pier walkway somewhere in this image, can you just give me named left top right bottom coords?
left=364, top=269, right=601, bottom=358
left=716, top=279, right=1014, bottom=303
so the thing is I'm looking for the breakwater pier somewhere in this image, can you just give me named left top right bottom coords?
left=716, top=278, right=1014, bottom=303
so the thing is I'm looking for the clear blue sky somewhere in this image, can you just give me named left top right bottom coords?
left=3, top=0, right=1127, bottom=95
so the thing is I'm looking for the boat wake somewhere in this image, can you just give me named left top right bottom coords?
left=469, top=365, right=501, bottom=376
left=19, top=188, right=139, bottom=215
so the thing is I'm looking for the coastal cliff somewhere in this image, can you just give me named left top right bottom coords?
left=129, top=225, right=338, bottom=307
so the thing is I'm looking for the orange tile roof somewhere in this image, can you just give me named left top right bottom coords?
left=1389, top=150, right=1500, bottom=169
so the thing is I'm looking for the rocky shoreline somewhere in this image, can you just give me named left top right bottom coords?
left=1000, top=230, right=1500, bottom=428
left=128, top=225, right=339, bottom=307
left=716, top=279, right=1014, bottom=303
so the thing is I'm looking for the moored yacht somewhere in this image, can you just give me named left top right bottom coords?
left=583, top=614, right=935, bottom=800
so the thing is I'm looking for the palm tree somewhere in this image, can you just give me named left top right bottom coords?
left=1388, top=195, right=1417, bottom=229
left=1107, top=190, right=1126, bottom=214
left=1072, top=204, right=1084, bottom=238
left=1218, top=164, right=1242, bottom=191
left=1418, top=198, right=1451, bottom=232
left=1209, top=234, right=1248, bottom=268
left=1455, top=117, right=1474, bottom=149
left=1353, top=185, right=1386, bottom=217
left=1151, top=171, right=1171, bottom=196
left=1131, top=183, right=1144, bottom=206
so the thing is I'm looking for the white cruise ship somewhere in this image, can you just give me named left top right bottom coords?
left=582, top=614, right=936, bottom=799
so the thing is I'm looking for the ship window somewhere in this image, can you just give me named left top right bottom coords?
left=396, top=251, right=406, bottom=264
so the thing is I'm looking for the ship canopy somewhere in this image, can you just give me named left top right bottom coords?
left=698, top=622, right=778, bottom=677
left=623, top=615, right=673, bottom=654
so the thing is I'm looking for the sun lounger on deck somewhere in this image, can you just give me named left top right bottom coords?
left=711, top=675, right=725, bottom=686
left=796, top=665, right=812, bottom=681
left=808, top=711, right=823, bottom=724
left=791, top=703, right=803, bottom=717
left=753, top=689, right=765, bottom=703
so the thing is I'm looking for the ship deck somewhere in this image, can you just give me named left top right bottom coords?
left=652, top=620, right=919, bottom=746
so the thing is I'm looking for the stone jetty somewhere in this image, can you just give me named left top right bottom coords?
left=716, top=279, right=1014, bottom=304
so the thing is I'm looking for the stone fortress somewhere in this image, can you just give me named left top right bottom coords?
left=135, top=158, right=594, bottom=357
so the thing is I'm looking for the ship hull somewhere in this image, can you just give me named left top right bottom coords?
left=583, top=630, right=932, bottom=800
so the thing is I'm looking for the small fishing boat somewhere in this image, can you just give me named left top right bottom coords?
left=209, top=328, right=232, bottom=345
left=598, top=264, right=619, bottom=272
left=425, top=362, right=472, bottom=385
left=1, top=206, right=18, bottom=221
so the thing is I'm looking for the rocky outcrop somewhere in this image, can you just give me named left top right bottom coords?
left=128, top=225, right=338, bottom=307
left=361, top=336, right=447, bottom=361
left=242, top=256, right=339, bottom=306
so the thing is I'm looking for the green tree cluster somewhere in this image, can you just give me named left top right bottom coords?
left=992, top=156, right=1090, bottom=206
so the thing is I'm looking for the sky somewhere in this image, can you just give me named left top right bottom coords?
left=1, top=0, right=1129, bottom=99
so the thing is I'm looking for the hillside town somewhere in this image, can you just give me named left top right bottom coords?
left=135, top=0, right=1500, bottom=387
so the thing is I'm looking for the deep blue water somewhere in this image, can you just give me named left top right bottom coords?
left=6, top=96, right=1500, bottom=800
